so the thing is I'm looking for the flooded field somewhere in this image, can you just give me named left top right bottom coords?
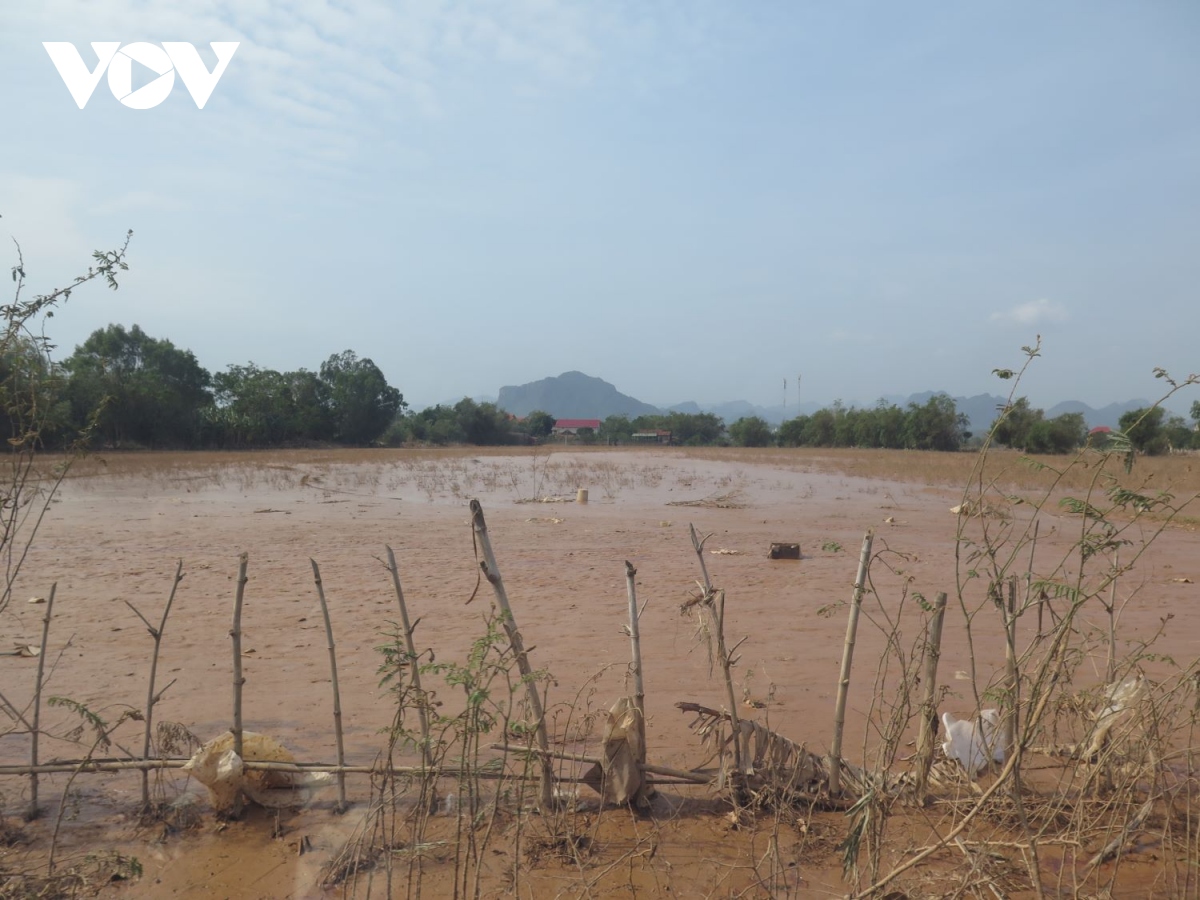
left=2, top=446, right=1198, bottom=897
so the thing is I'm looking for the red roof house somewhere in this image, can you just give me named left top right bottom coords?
left=553, top=418, right=601, bottom=435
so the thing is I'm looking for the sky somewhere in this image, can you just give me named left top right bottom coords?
left=2, top=1, right=1198, bottom=414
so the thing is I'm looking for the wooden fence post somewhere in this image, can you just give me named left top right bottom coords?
left=469, top=500, right=554, bottom=811
left=829, top=530, right=873, bottom=796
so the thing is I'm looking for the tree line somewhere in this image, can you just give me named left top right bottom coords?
left=723, top=397, right=1198, bottom=454
left=10, top=322, right=1197, bottom=453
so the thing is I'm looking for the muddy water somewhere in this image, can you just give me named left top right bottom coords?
left=1, top=449, right=1196, bottom=896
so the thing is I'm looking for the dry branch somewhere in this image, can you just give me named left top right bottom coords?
left=667, top=489, right=746, bottom=509
left=130, top=560, right=183, bottom=812
left=912, top=591, right=948, bottom=803
left=469, top=499, right=554, bottom=810
left=27, top=582, right=56, bottom=820
left=624, top=560, right=650, bottom=807
left=230, top=553, right=248, bottom=817
left=385, top=545, right=431, bottom=766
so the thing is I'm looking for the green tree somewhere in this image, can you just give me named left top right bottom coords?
left=904, top=394, right=967, bottom=451
left=777, top=415, right=808, bottom=447
left=729, top=415, right=773, bottom=447
left=64, top=324, right=212, bottom=446
left=600, top=414, right=634, bottom=444
left=1024, top=412, right=1086, bottom=454
left=1118, top=406, right=1168, bottom=455
left=992, top=397, right=1041, bottom=450
left=408, top=404, right=463, bottom=445
left=523, top=410, right=556, bottom=440
left=284, top=369, right=334, bottom=440
left=1163, top=415, right=1193, bottom=452
left=204, top=364, right=332, bottom=446
left=803, top=408, right=835, bottom=446
left=874, top=402, right=907, bottom=449
left=452, top=398, right=511, bottom=445
left=664, top=411, right=724, bottom=445
left=319, top=350, right=404, bottom=444
left=211, top=364, right=297, bottom=445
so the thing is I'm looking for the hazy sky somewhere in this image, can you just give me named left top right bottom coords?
left=3, top=2, right=1198, bottom=412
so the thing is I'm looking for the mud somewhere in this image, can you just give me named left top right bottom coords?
left=1, top=448, right=1195, bottom=897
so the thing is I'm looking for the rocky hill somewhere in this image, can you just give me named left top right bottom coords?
left=497, top=371, right=661, bottom=419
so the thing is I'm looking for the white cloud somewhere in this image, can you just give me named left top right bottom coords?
left=990, top=298, right=1068, bottom=326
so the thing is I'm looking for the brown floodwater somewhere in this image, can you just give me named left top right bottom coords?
left=1, top=448, right=1196, bottom=897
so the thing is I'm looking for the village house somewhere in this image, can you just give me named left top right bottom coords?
left=552, top=418, right=602, bottom=436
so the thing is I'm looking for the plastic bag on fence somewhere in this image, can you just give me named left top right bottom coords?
left=1084, top=673, right=1146, bottom=758
left=941, top=709, right=1006, bottom=778
left=183, top=731, right=334, bottom=812
left=581, top=697, right=645, bottom=805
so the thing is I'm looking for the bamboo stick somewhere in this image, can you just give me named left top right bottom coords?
left=1027, top=520, right=1041, bottom=638
left=912, top=591, right=948, bottom=804
left=1107, top=550, right=1119, bottom=683
left=311, top=559, right=348, bottom=813
left=624, top=560, right=650, bottom=805
left=230, top=552, right=248, bottom=817
left=0, top=759, right=602, bottom=783
left=129, top=560, right=183, bottom=812
left=488, top=743, right=714, bottom=785
left=385, top=545, right=431, bottom=766
left=0, top=689, right=32, bottom=730
left=1005, top=578, right=1020, bottom=765
left=27, top=582, right=56, bottom=820
left=468, top=499, right=553, bottom=810
left=829, top=530, right=873, bottom=796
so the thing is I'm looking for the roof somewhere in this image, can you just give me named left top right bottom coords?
left=554, top=419, right=601, bottom=429
left=1089, top=426, right=1113, bottom=434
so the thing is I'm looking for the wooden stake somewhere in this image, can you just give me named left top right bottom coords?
left=1027, top=521, right=1041, bottom=638
left=468, top=499, right=553, bottom=811
left=230, top=553, right=248, bottom=817
left=385, top=545, right=431, bottom=767
left=127, top=560, right=183, bottom=813
left=829, top=530, right=873, bottom=796
left=625, top=560, right=650, bottom=806
left=311, top=559, right=347, bottom=813
left=27, top=582, right=56, bottom=820
left=1005, top=578, right=1020, bottom=765
left=1107, top=550, right=1119, bottom=683
left=912, top=591, right=948, bottom=804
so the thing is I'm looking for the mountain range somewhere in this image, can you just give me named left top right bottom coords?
left=494, top=372, right=1161, bottom=433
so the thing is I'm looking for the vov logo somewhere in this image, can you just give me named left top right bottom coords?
left=43, top=42, right=240, bottom=109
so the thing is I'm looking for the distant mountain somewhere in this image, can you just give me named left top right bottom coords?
left=489, top=371, right=1168, bottom=434
left=1045, top=399, right=1150, bottom=430
left=670, top=399, right=757, bottom=420
left=497, top=371, right=660, bottom=419
left=889, top=392, right=1152, bottom=434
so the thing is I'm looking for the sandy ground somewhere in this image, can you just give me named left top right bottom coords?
left=1, top=448, right=1197, bottom=898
